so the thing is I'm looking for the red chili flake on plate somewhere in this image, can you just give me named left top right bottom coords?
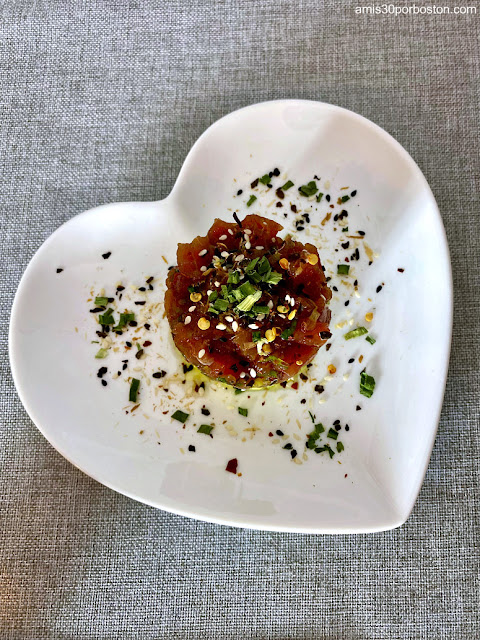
left=226, top=458, right=238, bottom=474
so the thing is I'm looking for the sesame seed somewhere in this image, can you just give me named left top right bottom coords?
left=198, top=249, right=207, bottom=257
left=198, top=349, right=205, bottom=358
left=189, top=305, right=196, bottom=312
left=219, top=234, right=227, bottom=241
left=250, top=368, right=256, bottom=378
left=214, top=281, right=220, bottom=287
left=278, top=314, right=286, bottom=319
left=184, top=316, right=192, bottom=325
left=228, top=229, right=234, bottom=235
left=290, top=297, right=295, bottom=306
left=225, top=316, right=233, bottom=322
left=257, top=313, right=265, bottom=321
left=232, top=321, right=239, bottom=332
left=239, top=372, right=246, bottom=378
left=267, top=300, right=274, bottom=309
left=285, top=294, right=291, bottom=302
left=207, top=289, right=212, bottom=296
left=216, top=323, right=227, bottom=330
left=235, top=254, right=244, bottom=262
left=244, top=229, right=252, bottom=235
left=248, top=324, right=259, bottom=329
left=200, top=266, right=207, bottom=272
left=221, top=251, right=229, bottom=258
left=255, top=245, right=264, bottom=250
left=245, top=242, right=251, bottom=250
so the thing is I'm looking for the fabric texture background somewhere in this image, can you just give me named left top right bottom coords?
left=0, top=2, right=478, bottom=638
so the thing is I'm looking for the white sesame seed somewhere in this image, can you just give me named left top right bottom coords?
left=285, top=294, right=291, bottom=302
left=184, top=316, right=192, bottom=325
left=290, top=297, right=295, bottom=306
left=255, top=245, right=264, bottom=250
left=228, top=229, right=234, bottom=235
left=279, top=314, right=286, bottom=319
left=219, top=234, right=227, bottom=241
left=221, top=251, right=229, bottom=258
left=188, top=306, right=196, bottom=312
left=225, top=316, right=233, bottom=322
left=248, top=323, right=259, bottom=329
left=244, top=229, right=252, bottom=235
left=240, top=372, right=246, bottom=378
left=256, top=314, right=265, bottom=321
left=200, top=266, right=207, bottom=272
left=198, top=249, right=207, bottom=257
left=232, top=321, right=239, bottom=332
left=207, top=290, right=212, bottom=296
left=250, top=368, right=256, bottom=378
left=198, top=349, right=205, bottom=358
left=214, top=281, right=220, bottom=287
left=234, top=254, right=244, bottom=262
left=216, top=323, right=227, bottom=330
left=267, top=300, right=273, bottom=309
left=245, top=242, right=251, bottom=250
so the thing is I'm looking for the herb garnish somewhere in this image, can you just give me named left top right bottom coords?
left=129, top=378, right=140, bottom=402
left=306, top=422, right=325, bottom=449
left=365, top=335, right=376, bottom=345
left=360, top=371, right=376, bottom=398
left=327, top=428, right=339, bottom=440
left=94, top=296, right=108, bottom=306
left=316, top=192, right=324, bottom=202
left=238, top=407, right=248, bottom=417
left=95, top=348, right=109, bottom=359
left=298, top=181, right=318, bottom=197
left=280, top=319, right=297, bottom=340
left=258, top=174, right=270, bottom=185
left=336, top=442, right=345, bottom=453
left=344, top=327, right=368, bottom=340
left=246, top=195, right=257, bottom=207
left=197, top=424, right=214, bottom=435
left=337, top=264, right=350, bottom=275
left=281, top=180, right=294, bottom=191
left=172, top=409, right=189, bottom=423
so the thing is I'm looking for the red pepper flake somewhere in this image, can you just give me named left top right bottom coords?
left=345, top=473, right=348, bottom=478
left=268, top=432, right=273, bottom=437
left=397, top=268, right=404, bottom=273
left=291, top=382, right=299, bottom=390
left=143, top=341, right=152, bottom=347
left=250, top=178, right=259, bottom=189
left=226, top=458, right=238, bottom=474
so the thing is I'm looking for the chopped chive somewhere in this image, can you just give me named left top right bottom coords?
left=208, top=306, right=220, bottom=315
left=264, top=271, right=282, bottom=285
left=281, top=180, right=294, bottom=191
left=95, top=348, right=109, bottom=359
left=366, top=335, right=376, bottom=345
left=208, top=291, right=218, bottom=302
left=342, top=227, right=349, bottom=232
left=341, top=195, right=350, bottom=203
left=258, top=174, right=270, bottom=185
left=327, top=428, right=339, bottom=440
left=246, top=195, right=257, bottom=207
left=337, top=264, right=350, bottom=275
left=298, top=181, right=318, bottom=197
left=172, top=409, right=189, bottom=423
left=281, top=319, right=297, bottom=340
left=187, top=285, right=196, bottom=293
left=236, top=290, right=262, bottom=312
left=324, top=444, right=335, bottom=458
left=129, top=378, right=140, bottom=402
left=306, top=422, right=325, bottom=449
left=237, top=281, right=257, bottom=297
left=227, top=271, right=241, bottom=284
left=234, top=388, right=244, bottom=395
left=316, top=192, right=324, bottom=203
left=113, top=312, right=135, bottom=331
left=360, top=371, right=376, bottom=398
left=336, top=441, right=345, bottom=453
left=252, top=331, right=262, bottom=342
left=98, top=309, right=115, bottom=325
left=238, top=407, right=248, bottom=417
left=252, top=305, right=270, bottom=314
left=244, top=257, right=259, bottom=273
left=94, top=296, right=109, bottom=306
left=197, top=424, right=214, bottom=435
left=213, top=298, right=229, bottom=312
left=257, top=256, right=271, bottom=275
left=344, top=326, right=368, bottom=340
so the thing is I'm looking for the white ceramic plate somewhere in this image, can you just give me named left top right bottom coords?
left=9, top=101, right=452, bottom=533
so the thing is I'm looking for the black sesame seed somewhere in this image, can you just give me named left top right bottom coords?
left=102, top=252, right=111, bottom=259
left=356, top=405, right=362, bottom=411
left=398, top=268, right=405, bottom=273
left=332, top=286, right=338, bottom=292
left=201, top=408, right=210, bottom=416
left=325, top=343, right=332, bottom=351
left=333, top=419, right=340, bottom=425
left=276, top=430, right=284, bottom=436
left=135, top=349, right=144, bottom=360
left=276, top=202, right=283, bottom=208
left=348, top=358, right=354, bottom=364
left=351, top=190, right=357, bottom=197
left=376, top=285, right=383, bottom=293
left=97, top=367, right=107, bottom=378
left=353, top=279, right=358, bottom=286
left=341, top=242, right=350, bottom=249
left=273, top=168, right=280, bottom=176
left=358, top=230, right=365, bottom=236
left=290, top=450, right=297, bottom=459
left=237, top=189, right=243, bottom=196
left=335, top=425, right=341, bottom=431
left=135, top=301, right=146, bottom=306
left=250, top=178, right=259, bottom=188
left=122, top=363, right=128, bottom=370
left=188, top=445, right=196, bottom=452
left=117, top=285, right=125, bottom=291
left=314, top=384, right=324, bottom=393
left=326, top=194, right=330, bottom=202
left=300, top=399, right=306, bottom=404
left=126, top=341, right=132, bottom=347
left=144, top=323, right=151, bottom=330
left=283, top=443, right=293, bottom=450
left=291, top=204, right=297, bottom=213
left=101, top=380, right=107, bottom=386
left=138, top=286, right=146, bottom=292
left=345, top=300, right=349, bottom=306
left=56, top=268, right=63, bottom=273
left=345, top=425, right=350, bottom=431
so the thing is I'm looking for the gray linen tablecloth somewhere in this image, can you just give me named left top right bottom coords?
left=1, top=2, right=478, bottom=638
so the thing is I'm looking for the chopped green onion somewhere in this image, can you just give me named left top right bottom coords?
left=187, top=285, right=196, bottom=294
left=316, top=192, right=324, bottom=203
left=266, top=355, right=288, bottom=368
left=298, top=181, right=318, bottom=197
left=324, top=444, right=335, bottom=458
left=113, top=312, right=135, bottom=331
left=264, top=271, right=282, bottom=285
left=231, top=288, right=245, bottom=302
left=221, top=285, right=230, bottom=299
left=238, top=281, right=257, bottom=297
left=342, top=227, right=349, bottom=232
left=281, top=180, right=294, bottom=191
left=337, top=264, right=350, bottom=275
left=341, top=195, right=350, bottom=203
left=360, top=371, right=376, bottom=398
left=228, top=271, right=241, bottom=284
left=252, top=331, right=262, bottom=342
left=95, top=348, right=109, bottom=359
left=172, top=409, right=189, bottom=423
left=98, top=309, right=114, bottom=325
left=246, top=195, right=257, bottom=207
left=336, top=441, right=345, bottom=453
left=213, top=298, right=229, bottom=312
left=281, top=319, right=297, bottom=340
left=238, top=407, right=248, bottom=417
left=236, top=290, right=262, bottom=312
left=197, top=424, right=214, bottom=435
left=257, top=256, right=271, bottom=275
left=344, top=326, right=368, bottom=340
left=234, top=388, right=244, bottom=395
left=366, top=335, right=376, bottom=345
left=327, top=428, right=338, bottom=440
left=244, top=257, right=259, bottom=273
left=129, top=378, right=140, bottom=402
left=252, top=305, right=270, bottom=314
left=94, top=296, right=109, bottom=306
left=207, top=306, right=220, bottom=315
left=208, top=291, right=218, bottom=302
left=258, top=174, right=270, bottom=185
left=306, top=423, right=325, bottom=449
